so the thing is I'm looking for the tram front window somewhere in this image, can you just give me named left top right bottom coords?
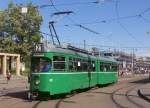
left=31, top=57, right=51, bottom=72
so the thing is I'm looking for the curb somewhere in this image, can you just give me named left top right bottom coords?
left=137, top=89, right=150, bottom=103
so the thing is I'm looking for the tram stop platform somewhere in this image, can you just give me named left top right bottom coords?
left=138, top=81, right=150, bottom=102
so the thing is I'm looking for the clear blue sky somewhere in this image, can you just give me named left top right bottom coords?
left=1, top=0, right=150, bottom=56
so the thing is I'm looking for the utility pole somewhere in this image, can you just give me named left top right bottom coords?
left=131, top=48, right=134, bottom=75
left=84, top=40, right=86, bottom=50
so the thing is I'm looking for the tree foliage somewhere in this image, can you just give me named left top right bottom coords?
left=0, top=2, right=43, bottom=60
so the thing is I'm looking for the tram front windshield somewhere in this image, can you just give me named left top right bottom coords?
left=31, top=57, right=51, bottom=73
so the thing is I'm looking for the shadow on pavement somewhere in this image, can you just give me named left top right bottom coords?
left=3, top=91, right=71, bottom=101
left=129, top=78, right=150, bottom=84
left=4, top=90, right=28, bottom=100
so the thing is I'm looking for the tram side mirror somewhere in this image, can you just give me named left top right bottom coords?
left=78, top=62, right=81, bottom=67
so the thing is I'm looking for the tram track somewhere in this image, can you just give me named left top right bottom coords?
left=32, top=101, right=43, bottom=108
left=46, top=78, right=148, bottom=108
left=126, top=86, right=145, bottom=108
left=0, top=77, right=148, bottom=108
left=23, top=77, right=150, bottom=108
left=111, top=84, right=145, bottom=108
left=31, top=88, right=90, bottom=108
left=54, top=93, right=77, bottom=108
left=53, top=84, right=132, bottom=108
left=31, top=93, right=76, bottom=108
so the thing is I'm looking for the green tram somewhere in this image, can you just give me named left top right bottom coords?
left=29, top=45, right=118, bottom=99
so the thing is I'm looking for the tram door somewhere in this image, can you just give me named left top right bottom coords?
left=87, top=61, right=91, bottom=87
left=97, top=61, right=100, bottom=84
left=92, top=60, right=97, bottom=87
left=87, top=59, right=97, bottom=87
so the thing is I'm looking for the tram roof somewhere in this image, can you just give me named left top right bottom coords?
left=99, top=56, right=117, bottom=63
left=45, top=47, right=95, bottom=58
left=42, top=47, right=117, bottom=63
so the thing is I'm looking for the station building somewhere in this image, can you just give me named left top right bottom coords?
left=0, top=53, right=20, bottom=77
left=100, top=50, right=136, bottom=75
left=100, top=50, right=150, bottom=75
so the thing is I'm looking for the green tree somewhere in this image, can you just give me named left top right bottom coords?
left=0, top=2, right=43, bottom=59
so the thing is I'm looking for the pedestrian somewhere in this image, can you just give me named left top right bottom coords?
left=6, top=70, right=11, bottom=84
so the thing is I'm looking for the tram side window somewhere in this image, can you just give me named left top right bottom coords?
left=100, top=63, right=105, bottom=71
left=53, top=56, right=65, bottom=71
left=112, top=64, right=117, bottom=71
left=80, top=59, right=95, bottom=72
left=72, top=58, right=79, bottom=72
left=92, top=61, right=96, bottom=72
left=40, top=60, right=52, bottom=72
left=87, top=60, right=95, bottom=72
left=82, top=59, right=88, bottom=71
left=68, top=58, right=75, bottom=71
left=100, top=63, right=103, bottom=71
left=100, top=63, right=111, bottom=72
left=106, top=64, right=110, bottom=71
left=68, top=58, right=95, bottom=72
left=69, top=58, right=88, bottom=72
left=31, top=57, right=51, bottom=72
left=77, top=58, right=82, bottom=71
left=73, top=58, right=86, bottom=72
left=78, top=59, right=91, bottom=72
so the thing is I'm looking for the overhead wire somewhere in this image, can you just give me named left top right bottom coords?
left=39, top=27, right=150, bottom=50
left=49, top=0, right=101, bottom=35
left=39, top=0, right=110, bottom=8
left=139, top=7, right=150, bottom=15
left=139, top=15, right=150, bottom=24
left=48, top=0, right=79, bottom=38
left=115, top=0, right=146, bottom=46
left=48, top=0, right=126, bottom=48
left=40, top=1, right=150, bottom=28
left=42, top=0, right=150, bottom=50
left=62, top=14, right=139, bottom=26
left=58, top=5, right=150, bottom=26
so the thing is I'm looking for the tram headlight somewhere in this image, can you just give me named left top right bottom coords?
left=33, top=76, right=40, bottom=85
left=35, top=79, right=40, bottom=85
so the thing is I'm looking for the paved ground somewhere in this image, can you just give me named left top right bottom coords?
left=0, top=75, right=149, bottom=108
left=0, top=76, right=28, bottom=97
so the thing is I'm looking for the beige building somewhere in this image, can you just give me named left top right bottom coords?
left=0, top=53, right=20, bottom=77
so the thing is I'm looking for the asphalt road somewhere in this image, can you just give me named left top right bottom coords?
left=0, top=75, right=150, bottom=108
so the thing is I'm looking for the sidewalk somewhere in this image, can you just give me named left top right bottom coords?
left=137, top=81, right=150, bottom=102
left=0, top=76, right=28, bottom=96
